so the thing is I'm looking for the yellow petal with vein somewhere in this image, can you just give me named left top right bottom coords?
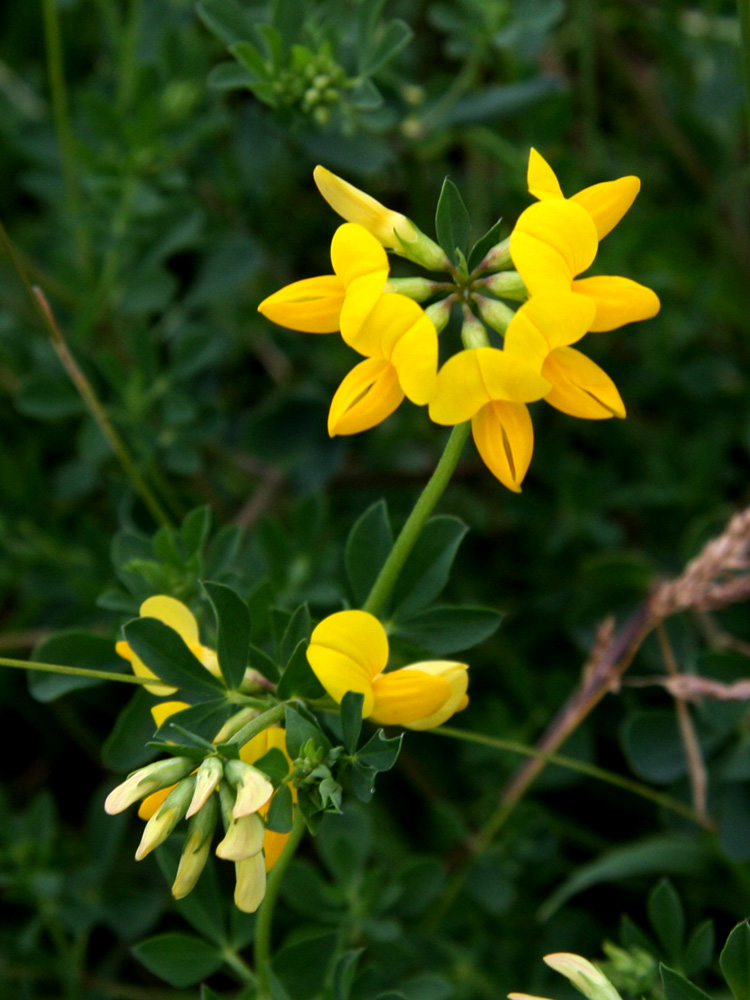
left=572, top=275, right=660, bottom=332
left=527, top=147, right=564, bottom=200
left=571, top=176, right=640, bottom=241
left=472, top=401, right=534, bottom=492
left=542, top=347, right=626, bottom=419
left=307, top=610, right=389, bottom=715
left=327, top=358, right=404, bottom=436
left=257, top=275, right=344, bottom=333
left=314, top=166, right=416, bottom=247
left=389, top=309, right=438, bottom=405
left=401, top=661, right=469, bottom=730
left=510, top=201, right=598, bottom=294
left=369, top=669, right=452, bottom=726
left=330, top=222, right=389, bottom=286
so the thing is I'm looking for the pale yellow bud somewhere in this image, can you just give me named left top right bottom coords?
left=186, top=757, right=223, bottom=819
left=104, top=757, right=194, bottom=815
left=216, top=812, right=265, bottom=861
left=543, top=954, right=623, bottom=1000
left=234, top=852, right=267, bottom=913
left=171, top=796, right=218, bottom=899
left=425, top=296, right=454, bottom=333
left=225, top=760, right=273, bottom=818
left=474, top=295, right=515, bottom=335
left=313, top=165, right=416, bottom=248
left=135, top=775, right=196, bottom=861
left=460, top=309, right=491, bottom=350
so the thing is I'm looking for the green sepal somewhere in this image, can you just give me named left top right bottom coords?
left=203, top=581, right=251, bottom=690
left=435, top=177, right=471, bottom=266
left=266, top=784, right=294, bottom=833
left=340, top=691, right=364, bottom=754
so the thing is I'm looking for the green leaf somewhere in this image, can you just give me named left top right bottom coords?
left=203, top=581, right=251, bottom=689
left=254, top=747, right=290, bottom=784
left=390, top=515, right=467, bottom=618
left=340, top=691, right=364, bottom=754
left=249, top=643, right=280, bottom=682
left=277, top=640, right=325, bottom=701
left=123, top=617, right=225, bottom=698
left=281, top=604, right=311, bottom=665
left=648, top=879, right=685, bottom=962
left=351, top=762, right=377, bottom=803
left=435, top=178, right=471, bottom=266
left=230, top=40, right=269, bottom=80
left=267, top=784, right=294, bottom=832
left=721, top=921, right=750, bottom=1000
left=684, top=920, right=715, bottom=977
left=16, top=373, right=84, bottom=420
left=394, top=605, right=502, bottom=655
left=195, top=0, right=255, bottom=45
left=660, top=965, right=713, bottom=1000
left=132, top=933, right=223, bottom=987
left=357, top=730, right=402, bottom=772
left=182, top=506, right=212, bottom=558
left=333, top=949, right=365, bottom=1000
left=468, top=217, right=504, bottom=271
left=345, top=500, right=393, bottom=606
left=156, top=843, right=227, bottom=946
left=29, top=631, right=125, bottom=702
left=102, top=689, right=158, bottom=770
left=444, top=77, right=564, bottom=126
left=285, top=706, right=331, bottom=759
left=539, top=836, right=712, bottom=921
left=271, top=930, right=339, bottom=1000
left=358, top=19, right=413, bottom=76
left=155, top=699, right=234, bottom=744
left=621, top=710, right=687, bottom=784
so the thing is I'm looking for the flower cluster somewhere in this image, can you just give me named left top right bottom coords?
left=258, top=151, right=660, bottom=492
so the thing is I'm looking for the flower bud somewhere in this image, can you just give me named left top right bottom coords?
left=186, top=757, right=223, bottom=819
left=543, top=954, right=623, bottom=1000
left=425, top=296, right=454, bottom=333
left=313, top=165, right=417, bottom=248
left=384, top=277, right=441, bottom=302
left=172, top=795, right=219, bottom=900
left=460, top=309, right=490, bottom=350
left=234, top=852, right=267, bottom=913
left=474, top=295, right=515, bottom=335
left=477, top=237, right=511, bottom=272
left=225, top=759, right=274, bottom=818
left=104, top=757, right=195, bottom=815
left=482, top=270, right=527, bottom=302
left=214, top=707, right=259, bottom=744
left=135, top=775, right=196, bottom=861
left=216, top=812, right=265, bottom=861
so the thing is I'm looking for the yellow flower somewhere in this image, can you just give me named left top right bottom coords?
left=115, top=594, right=219, bottom=710
left=328, top=292, right=438, bottom=436
left=429, top=293, right=595, bottom=491
left=239, top=727, right=296, bottom=871
left=306, top=610, right=469, bottom=729
left=257, top=222, right=389, bottom=335
left=504, top=291, right=626, bottom=421
left=511, top=150, right=660, bottom=332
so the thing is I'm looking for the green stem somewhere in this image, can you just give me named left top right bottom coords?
left=738, top=0, right=750, bottom=150
left=117, top=0, right=143, bottom=112
left=254, top=809, right=307, bottom=1000
left=425, top=725, right=712, bottom=929
left=0, top=656, right=153, bottom=686
left=227, top=703, right=287, bottom=747
left=41, top=0, right=91, bottom=276
left=221, top=947, right=256, bottom=986
left=363, top=422, right=471, bottom=617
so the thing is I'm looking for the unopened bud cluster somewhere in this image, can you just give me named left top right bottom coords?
left=105, top=752, right=278, bottom=912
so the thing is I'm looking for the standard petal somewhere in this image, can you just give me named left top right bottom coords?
left=314, top=166, right=416, bottom=247
left=151, top=700, right=190, bottom=728
left=369, top=668, right=452, bottom=726
left=510, top=201, right=598, bottom=294
left=571, top=176, right=640, bottom=241
left=140, top=596, right=200, bottom=645
left=327, top=358, right=404, bottom=436
left=349, top=292, right=425, bottom=360
left=542, top=346, right=626, bottom=419
left=471, top=401, right=534, bottom=492
left=339, top=273, right=388, bottom=346
left=476, top=347, right=552, bottom=403
left=505, top=292, right=597, bottom=366
left=330, top=222, right=390, bottom=286
left=429, top=350, right=492, bottom=425
left=307, top=610, right=390, bottom=714
left=527, top=147, right=564, bottom=200
left=388, top=309, right=438, bottom=406
left=116, top=638, right=176, bottom=697
left=257, top=275, right=345, bottom=333
left=400, top=661, right=469, bottom=731
left=572, top=275, right=660, bottom=332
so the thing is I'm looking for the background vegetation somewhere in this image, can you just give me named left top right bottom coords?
left=1, top=0, right=750, bottom=997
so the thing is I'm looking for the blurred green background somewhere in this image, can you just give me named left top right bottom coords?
left=1, top=0, right=750, bottom=997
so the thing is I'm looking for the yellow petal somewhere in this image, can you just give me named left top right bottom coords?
left=330, top=222, right=389, bottom=287
left=542, top=346, right=626, bottom=419
left=401, top=661, right=469, bottom=731
left=477, top=347, right=551, bottom=402
left=314, top=166, right=417, bottom=247
left=571, top=175, right=640, bottom=241
left=307, top=610, right=390, bottom=715
left=138, top=784, right=173, bottom=821
left=140, top=596, right=200, bottom=645
left=505, top=292, right=597, bottom=368
left=348, top=293, right=427, bottom=362
left=510, top=201, right=598, bottom=295
left=327, top=358, right=404, bottom=436
left=369, top=668, right=452, bottom=726
left=572, top=276, right=660, bottom=332
left=471, top=401, right=534, bottom=492
left=240, top=726, right=289, bottom=767
left=257, top=275, right=345, bottom=333
left=151, top=700, right=190, bottom=728
left=527, top=147, right=564, bottom=200
left=388, top=308, right=438, bottom=405
left=117, top=639, right=176, bottom=697
left=262, top=825, right=290, bottom=871
left=339, top=273, right=389, bottom=345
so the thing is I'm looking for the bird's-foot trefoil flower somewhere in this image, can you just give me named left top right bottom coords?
left=306, top=610, right=469, bottom=729
left=509, top=952, right=624, bottom=1000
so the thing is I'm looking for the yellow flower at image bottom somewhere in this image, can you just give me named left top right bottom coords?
left=306, top=610, right=468, bottom=730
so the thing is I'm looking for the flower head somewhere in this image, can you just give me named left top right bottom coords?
left=306, top=610, right=469, bottom=728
